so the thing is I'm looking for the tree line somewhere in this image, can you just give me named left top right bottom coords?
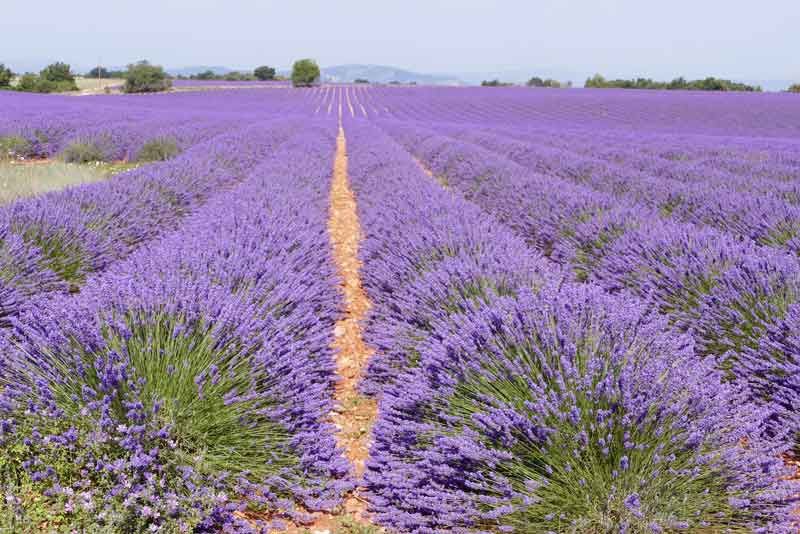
left=584, top=73, right=763, bottom=92
left=0, top=59, right=321, bottom=93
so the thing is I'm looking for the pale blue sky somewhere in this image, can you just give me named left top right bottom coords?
left=2, top=0, right=798, bottom=81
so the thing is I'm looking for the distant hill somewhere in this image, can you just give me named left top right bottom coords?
left=321, top=64, right=463, bottom=85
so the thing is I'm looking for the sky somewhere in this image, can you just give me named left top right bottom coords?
left=2, top=0, right=799, bottom=83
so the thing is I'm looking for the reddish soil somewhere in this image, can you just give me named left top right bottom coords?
left=278, top=126, right=379, bottom=534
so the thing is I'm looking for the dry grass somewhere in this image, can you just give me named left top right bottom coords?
left=74, top=77, right=124, bottom=94
left=0, top=161, right=124, bottom=204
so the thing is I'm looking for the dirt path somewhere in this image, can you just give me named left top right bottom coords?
left=287, top=126, right=379, bottom=534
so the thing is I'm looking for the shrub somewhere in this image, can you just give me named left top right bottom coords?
left=0, top=63, right=13, bottom=87
left=253, top=65, right=276, bottom=81
left=789, top=84, right=800, bottom=93
left=223, top=71, right=253, bottom=81
left=13, top=71, right=77, bottom=93
left=366, top=284, right=797, bottom=532
left=14, top=73, right=39, bottom=92
left=123, top=60, right=172, bottom=93
left=193, top=70, right=217, bottom=80
left=39, top=62, right=76, bottom=84
left=61, top=141, right=108, bottom=163
left=0, top=135, right=32, bottom=160
left=527, top=77, right=561, bottom=88
left=85, top=66, right=124, bottom=78
left=585, top=73, right=761, bottom=91
left=291, top=59, right=320, bottom=87
left=481, top=79, right=513, bottom=87
left=137, top=137, right=181, bottom=162
left=0, top=311, right=298, bottom=531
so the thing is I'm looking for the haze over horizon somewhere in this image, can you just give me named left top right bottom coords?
left=2, top=0, right=798, bottom=84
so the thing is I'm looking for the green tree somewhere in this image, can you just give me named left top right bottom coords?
left=15, top=73, right=39, bottom=92
left=527, top=76, right=544, bottom=87
left=40, top=62, right=76, bottom=83
left=194, top=70, right=217, bottom=80
left=123, top=60, right=172, bottom=93
left=0, top=63, right=13, bottom=88
left=585, top=74, right=607, bottom=88
left=224, top=71, right=253, bottom=81
left=36, top=62, right=78, bottom=91
left=789, top=84, right=800, bottom=93
left=253, top=65, right=276, bottom=81
left=291, top=59, right=320, bottom=87
left=481, top=79, right=512, bottom=87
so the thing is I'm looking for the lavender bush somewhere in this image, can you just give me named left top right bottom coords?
left=366, top=284, right=797, bottom=532
left=0, top=122, right=350, bottom=531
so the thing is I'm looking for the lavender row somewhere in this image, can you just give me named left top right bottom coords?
left=344, top=118, right=553, bottom=396
left=378, top=120, right=800, bottom=448
left=0, top=89, right=311, bottom=162
left=0, top=121, right=350, bottom=531
left=0, top=120, right=299, bottom=324
left=340, top=118, right=796, bottom=532
left=488, top=124, right=800, bottom=182
left=434, top=122, right=800, bottom=201
left=397, top=120, right=800, bottom=255
left=366, top=85, right=800, bottom=138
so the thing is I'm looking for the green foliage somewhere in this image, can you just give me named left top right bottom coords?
left=291, top=58, right=321, bottom=87
left=14, top=68, right=78, bottom=93
left=32, top=78, right=79, bottom=93
left=123, top=60, right=172, bottom=93
left=788, top=83, right=800, bottom=93
left=0, top=63, right=13, bottom=87
left=194, top=69, right=217, bottom=80
left=61, top=141, right=107, bottom=164
left=253, top=65, right=276, bottom=81
left=444, top=342, right=757, bottom=531
left=481, top=79, right=513, bottom=87
left=585, top=73, right=761, bottom=92
left=18, top=225, right=87, bottom=286
left=86, top=66, right=125, bottom=78
left=0, top=312, right=296, bottom=531
left=526, top=76, right=561, bottom=88
left=15, top=73, right=39, bottom=92
left=223, top=70, right=254, bottom=81
left=137, top=137, right=181, bottom=162
left=0, top=135, right=32, bottom=160
left=40, top=62, right=76, bottom=83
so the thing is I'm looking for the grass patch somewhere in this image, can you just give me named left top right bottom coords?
left=0, top=162, right=109, bottom=204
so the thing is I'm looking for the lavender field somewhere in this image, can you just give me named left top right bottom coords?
left=1, top=85, right=800, bottom=533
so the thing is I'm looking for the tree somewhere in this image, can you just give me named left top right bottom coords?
left=481, top=79, right=512, bottom=87
left=15, top=73, right=38, bottom=92
left=40, top=62, right=75, bottom=83
left=253, top=65, right=276, bottom=81
left=584, top=74, right=607, bottom=88
left=291, top=59, right=320, bottom=87
left=123, top=60, right=172, bottom=93
left=88, top=66, right=110, bottom=78
left=527, top=76, right=544, bottom=87
left=0, top=63, right=13, bottom=88
left=789, top=84, right=800, bottom=93
left=35, top=62, right=78, bottom=91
